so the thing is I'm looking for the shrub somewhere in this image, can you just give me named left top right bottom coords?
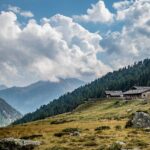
left=95, top=126, right=110, bottom=131
left=62, top=128, right=80, bottom=133
left=54, top=132, right=66, bottom=137
left=108, top=142, right=122, bottom=150
left=54, top=128, right=80, bottom=137
left=84, top=141, right=97, bottom=146
left=115, top=125, right=122, bottom=130
left=114, top=101, right=120, bottom=105
left=50, top=119, right=74, bottom=124
left=20, top=134, right=42, bottom=139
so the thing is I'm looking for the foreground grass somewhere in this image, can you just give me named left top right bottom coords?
left=0, top=99, right=150, bottom=150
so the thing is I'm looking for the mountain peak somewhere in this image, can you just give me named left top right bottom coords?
left=0, top=98, right=22, bottom=127
left=0, top=78, right=85, bottom=114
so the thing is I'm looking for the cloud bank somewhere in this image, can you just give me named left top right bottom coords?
left=101, top=0, right=150, bottom=68
left=0, top=11, right=111, bottom=86
left=0, top=0, right=150, bottom=86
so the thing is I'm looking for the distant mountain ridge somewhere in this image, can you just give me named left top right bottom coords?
left=14, top=58, right=150, bottom=124
left=0, top=78, right=84, bottom=114
left=0, top=98, right=22, bottom=127
left=0, top=85, right=7, bottom=90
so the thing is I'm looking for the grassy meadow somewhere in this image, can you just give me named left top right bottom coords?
left=0, top=99, right=150, bottom=150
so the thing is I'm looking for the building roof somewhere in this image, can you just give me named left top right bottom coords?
left=105, top=91, right=123, bottom=96
left=123, top=88, right=150, bottom=95
left=132, top=86, right=150, bottom=90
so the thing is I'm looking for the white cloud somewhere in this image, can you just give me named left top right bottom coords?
left=113, top=0, right=133, bottom=11
left=100, top=0, right=150, bottom=69
left=73, top=0, right=113, bottom=23
left=114, top=0, right=150, bottom=21
left=1, top=0, right=150, bottom=86
left=8, top=5, right=34, bottom=18
left=0, top=12, right=111, bottom=86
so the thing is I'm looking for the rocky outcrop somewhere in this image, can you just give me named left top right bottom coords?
left=0, top=98, right=22, bottom=127
left=0, top=138, right=40, bottom=150
left=126, top=111, right=150, bottom=128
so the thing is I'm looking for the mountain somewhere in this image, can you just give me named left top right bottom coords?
left=0, top=78, right=84, bottom=114
left=14, top=58, right=150, bottom=124
left=0, top=85, right=7, bottom=90
left=0, top=98, right=22, bottom=127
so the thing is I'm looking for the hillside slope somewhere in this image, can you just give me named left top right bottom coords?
left=14, top=58, right=150, bottom=124
left=1, top=99, right=150, bottom=149
left=0, top=78, right=84, bottom=114
left=0, top=98, right=22, bottom=127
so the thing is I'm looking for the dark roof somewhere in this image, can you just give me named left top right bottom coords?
left=105, top=91, right=123, bottom=96
left=123, top=88, right=150, bottom=95
left=132, top=86, right=150, bottom=90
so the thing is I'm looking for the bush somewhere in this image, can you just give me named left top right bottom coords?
left=54, top=128, right=80, bottom=137
left=115, top=125, right=122, bottom=130
left=50, top=119, right=74, bottom=124
left=84, top=141, right=97, bottom=146
left=114, top=101, right=120, bottom=105
left=54, top=132, right=66, bottom=137
left=62, top=128, right=80, bottom=133
left=108, top=143, right=122, bottom=150
left=20, top=134, right=42, bottom=139
left=95, top=126, right=110, bottom=131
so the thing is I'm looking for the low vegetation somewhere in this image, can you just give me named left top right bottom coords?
left=95, top=126, right=111, bottom=131
left=0, top=99, right=150, bottom=150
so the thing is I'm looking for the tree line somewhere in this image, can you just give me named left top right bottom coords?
left=13, top=58, right=150, bottom=124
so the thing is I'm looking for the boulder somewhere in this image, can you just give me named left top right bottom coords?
left=70, top=131, right=80, bottom=136
left=0, top=138, right=40, bottom=150
left=126, top=111, right=150, bottom=128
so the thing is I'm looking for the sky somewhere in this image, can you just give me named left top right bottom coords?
left=0, top=0, right=150, bottom=86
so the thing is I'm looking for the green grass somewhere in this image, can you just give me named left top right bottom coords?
left=0, top=99, right=150, bottom=150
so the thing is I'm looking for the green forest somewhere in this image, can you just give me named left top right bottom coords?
left=14, top=59, right=150, bottom=124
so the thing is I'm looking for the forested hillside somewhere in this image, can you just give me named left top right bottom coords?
left=14, top=59, right=150, bottom=124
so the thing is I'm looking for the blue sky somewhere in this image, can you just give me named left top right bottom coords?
left=0, top=0, right=122, bottom=33
left=0, top=0, right=119, bottom=17
left=0, top=0, right=150, bottom=86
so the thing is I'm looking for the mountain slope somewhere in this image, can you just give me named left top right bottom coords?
left=1, top=99, right=150, bottom=149
left=0, top=85, right=7, bottom=90
left=14, top=58, right=150, bottom=124
left=0, top=78, right=84, bottom=114
left=0, top=98, right=22, bottom=127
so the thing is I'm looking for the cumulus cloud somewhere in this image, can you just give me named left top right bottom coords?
left=1, top=0, right=150, bottom=86
left=0, top=11, right=111, bottom=86
left=113, top=0, right=133, bottom=11
left=100, top=0, right=150, bottom=69
left=8, top=5, right=34, bottom=18
left=73, top=0, right=113, bottom=23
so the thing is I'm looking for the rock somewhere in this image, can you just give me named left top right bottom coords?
left=126, top=109, right=132, bottom=113
left=126, top=111, right=150, bottom=128
left=143, top=128, right=150, bottom=132
left=116, top=141, right=125, bottom=146
left=0, top=138, right=40, bottom=150
left=70, top=131, right=80, bottom=136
